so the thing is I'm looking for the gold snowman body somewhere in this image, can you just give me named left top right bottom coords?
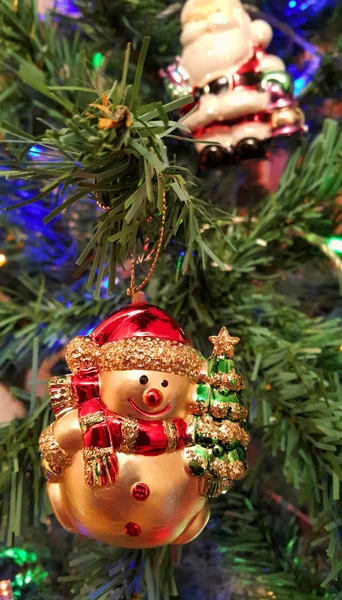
left=39, top=304, right=248, bottom=548
left=45, top=370, right=209, bottom=547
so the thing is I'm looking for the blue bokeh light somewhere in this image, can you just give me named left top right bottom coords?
left=0, top=150, right=78, bottom=277
left=28, top=145, right=42, bottom=158
left=294, top=76, right=307, bottom=95
left=285, top=0, right=336, bottom=24
left=56, top=0, right=80, bottom=14
left=264, top=0, right=338, bottom=30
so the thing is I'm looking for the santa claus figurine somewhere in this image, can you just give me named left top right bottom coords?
left=39, top=302, right=249, bottom=548
left=163, top=0, right=306, bottom=164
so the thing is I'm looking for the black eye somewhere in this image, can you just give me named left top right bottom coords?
left=161, top=380, right=168, bottom=388
left=139, top=375, right=149, bottom=385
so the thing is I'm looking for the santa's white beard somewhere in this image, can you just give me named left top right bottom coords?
left=181, top=29, right=255, bottom=89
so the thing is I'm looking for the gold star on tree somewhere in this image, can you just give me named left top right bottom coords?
left=209, top=327, right=240, bottom=358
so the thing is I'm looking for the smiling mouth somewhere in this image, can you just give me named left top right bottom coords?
left=129, top=399, right=172, bottom=417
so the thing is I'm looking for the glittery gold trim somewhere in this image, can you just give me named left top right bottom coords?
left=65, top=336, right=100, bottom=372
left=210, top=400, right=248, bottom=420
left=188, top=399, right=207, bottom=416
left=119, top=417, right=139, bottom=453
left=210, top=458, right=228, bottom=478
left=198, top=476, right=231, bottom=498
left=83, top=447, right=114, bottom=487
left=205, top=370, right=245, bottom=392
left=209, top=327, right=240, bottom=359
left=196, top=414, right=249, bottom=447
left=100, top=337, right=203, bottom=380
left=183, top=448, right=208, bottom=475
left=227, top=460, right=246, bottom=480
left=65, top=334, right=203, bottom=379
left=229, top=403, right=248, bottom=420
left=210, top=459, right=246, bottom=481
left=39, top=424, right=72, bottom=477
left=210, top=401, right=229, bottom=419
left=80, top=411, right=106, bottom=432
left=49, top=375, right=76, bottom=415
left=271, top=106, right=305, bottom=129
left=162, top=421, right=178, bottom=452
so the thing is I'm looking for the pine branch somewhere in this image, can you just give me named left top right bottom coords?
left=0, top=0, right=94, bottom=130
left=153, top=277, right=342, bottom=584
left=1, top=123, right=341, bottom=584
left=139, top=123, right=342, bottom=585
left=0, top=395, right=51, bottom=547
left=0, top=275, right=126, bottom=375
left=1, top=31, right=231, bottom=296
left=205, top=489, right=338, bottom=600
left=60, top=0, right=182, bottom=65
left=308, top=37, right=342, bottom=100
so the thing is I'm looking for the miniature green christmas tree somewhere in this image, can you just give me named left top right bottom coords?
left=185, top=328, right=249, bottom=497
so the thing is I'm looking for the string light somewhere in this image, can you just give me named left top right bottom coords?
left=261, top=0, right=335, bottom=96
left=262, top=0, right=337, bottom=31
left=0, top=548, right=47, bottom=598
left=176, top=250, right=185, bottom=276
left=288, top=53, right=321, bottom=97
left=0, top=581, right=13, bottom=600
left=38, top=0, right=80, bottom=18
left=327, top=237, right=342, bottom=254
left=0, top=155, right=79, bottom=275
left=284, top=0, right=334, bottom=24
left=27, top=145, right=42, bottom=158
left=54, top=0, right=79, bottom=14
left=92, top=52, right=105, bottom=69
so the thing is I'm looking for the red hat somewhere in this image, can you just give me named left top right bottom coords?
left=65, top=303, right=203, bottom=381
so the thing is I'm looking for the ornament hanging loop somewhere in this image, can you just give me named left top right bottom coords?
left=127, top=186, right=167, bottom=301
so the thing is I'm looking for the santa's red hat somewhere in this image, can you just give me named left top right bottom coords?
left=65, top=303, right=203, bottom=381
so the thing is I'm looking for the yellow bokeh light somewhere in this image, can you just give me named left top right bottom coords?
left=0, top=580, right=12, bottom=599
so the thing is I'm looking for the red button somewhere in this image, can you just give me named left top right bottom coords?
left=132, top=482, right=150, bottom=501
left=124, top=522, right=141, bottom=537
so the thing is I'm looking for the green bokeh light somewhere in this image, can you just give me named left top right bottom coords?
left=92, top=52, right=105, bottom=69
left=0, top=549, right=33, bottom=566
left=327, top=237, right=342, bottom=254
left=0, top=548, right=47, bottom=597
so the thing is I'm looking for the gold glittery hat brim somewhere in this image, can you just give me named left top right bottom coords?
left=65, top=336, right=100, bottom=373
left=100, top=337, right=204, bottom=380
left=65, top=335, right=204, bottom=380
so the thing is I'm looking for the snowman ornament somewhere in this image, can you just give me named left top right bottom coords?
left=39, top=302, right=249, bottom=547
left=164, top=0, right=306, bottom=164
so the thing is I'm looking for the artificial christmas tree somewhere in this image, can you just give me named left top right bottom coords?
left=0, top=1, right=342, bottom=599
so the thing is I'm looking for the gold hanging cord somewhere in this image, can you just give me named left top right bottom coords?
left=127, top=187, right=167, bottom=299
